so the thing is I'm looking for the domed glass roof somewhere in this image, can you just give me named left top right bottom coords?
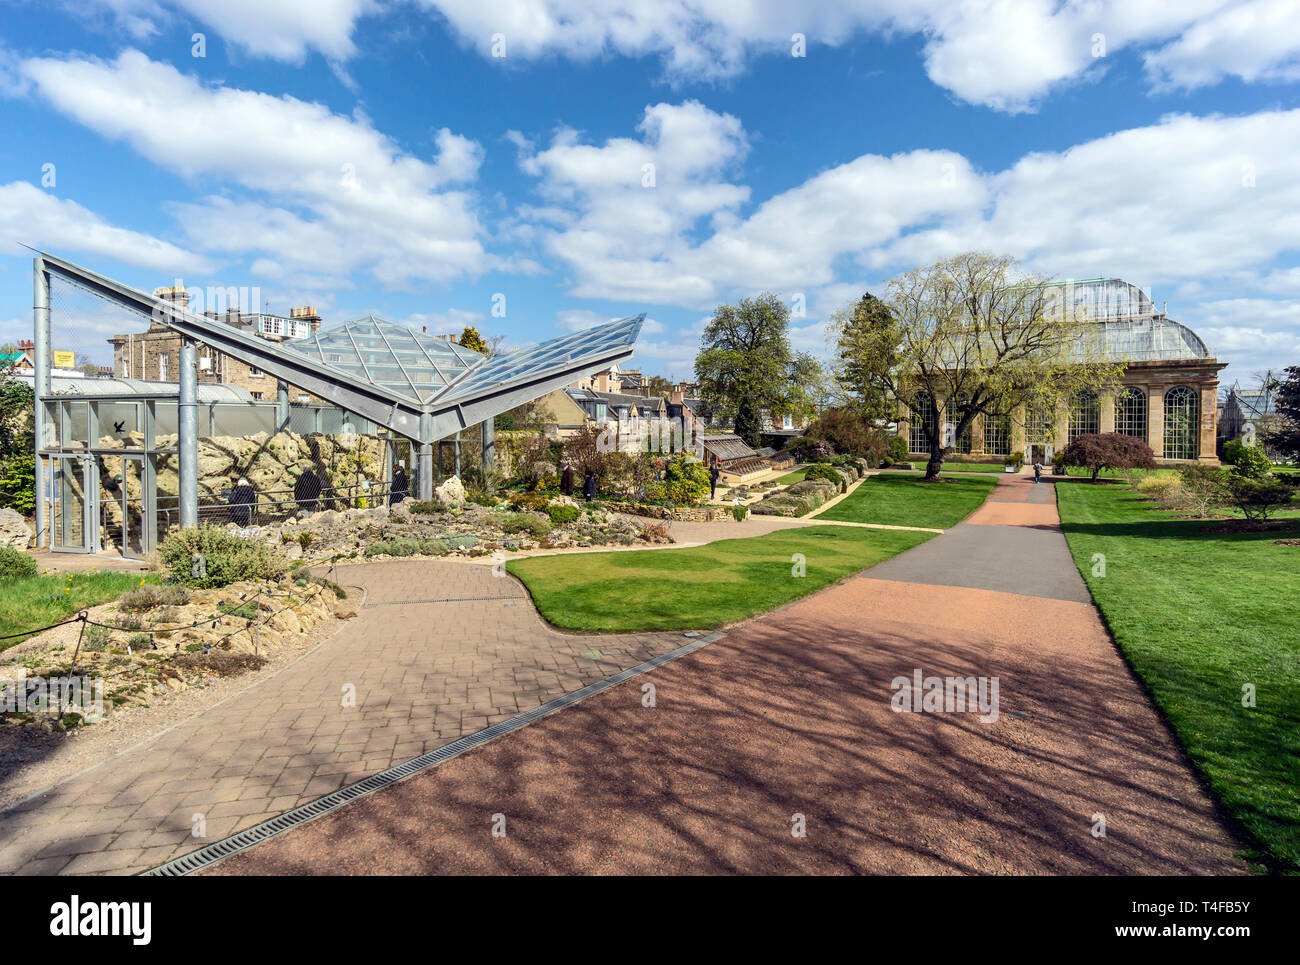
left=1044, top=278, right=1212, bottom=362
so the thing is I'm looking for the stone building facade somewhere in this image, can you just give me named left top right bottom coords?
left=898, top=279, right=1227, bottom=465
left=107, top=287, right=324, bottom=401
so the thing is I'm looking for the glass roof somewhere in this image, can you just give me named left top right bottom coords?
left=285, top=311, right=646, bottom=407
left=288, top=314, right=485, bottom=404
left=441, top=314, right=646, bottom=404
left=1094, top=315, right=1211, bottom=362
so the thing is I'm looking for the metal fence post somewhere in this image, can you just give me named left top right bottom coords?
left=179, top=337, right=198, bottom=528
left=32, top=258, right=50, bottom=547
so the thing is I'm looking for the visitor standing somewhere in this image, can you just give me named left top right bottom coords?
left=228, top=476, right=257, bottom=526
left=294, top=464, right=322, bottom=513
left=582, top=470, right=596, bottom=501
left=560, top=460, right=575, bottom=496
left=390, top=466, right=409, bottom=505
left=709, top=464, right=720, bottom=499
left=1032, top=460, right=1043, bottom=484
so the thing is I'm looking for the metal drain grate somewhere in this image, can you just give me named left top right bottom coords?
left=363, top=595, right=527, bottom=607
left=142, top=629, right=723, bottom=876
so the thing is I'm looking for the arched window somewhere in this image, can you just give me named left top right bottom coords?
left=1115, top=386, right=1147, bottom=442
left=1068, top=389, right=1100, bottom=442
left=909, top=392, right=937, bottom=453
left=1164, top=385, right=1200, bottom=460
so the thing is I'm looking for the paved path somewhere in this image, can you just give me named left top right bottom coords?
left=0, top=562, right=686, bottom=875
left=209, top=475, right=1246, bottom=875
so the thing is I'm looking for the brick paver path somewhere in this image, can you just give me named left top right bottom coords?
left=211, top=474, right=1246, bottom=875
left=0, top=561, right=685, bottom=875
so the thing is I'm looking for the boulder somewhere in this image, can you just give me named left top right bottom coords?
left=435, top=475, right=466, bottom=506
left=0, top=508, right=32, bottom=548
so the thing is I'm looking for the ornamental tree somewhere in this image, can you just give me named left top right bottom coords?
left=1061, top=433, right=1157, bottom=481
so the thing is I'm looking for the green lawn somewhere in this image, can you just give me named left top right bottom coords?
left=938, top=462, right=1008, bottom=474
left=0, top=570, right=159, bottom=652
left=774, top=466, right=810, bottom=485
left=818, top=472, right=998, bottom=529
left=1056, top=481, right=1300, bottom=873
left=508, top=525, right=933, bottom=632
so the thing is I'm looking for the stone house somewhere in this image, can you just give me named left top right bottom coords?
left=107, top=286, right=324, bottom=402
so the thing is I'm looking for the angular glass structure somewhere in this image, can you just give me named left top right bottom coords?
left=30, top=251, right=646, bottom=552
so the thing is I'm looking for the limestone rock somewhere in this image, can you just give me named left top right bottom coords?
left=435, top=475, right=466, bottom=506
left=0, top=508, right=32, bottom=548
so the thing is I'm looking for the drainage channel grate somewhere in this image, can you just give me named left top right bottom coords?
left=142, top=629, right=724, bottom=876
left=363, top=595, right=527, bottom=607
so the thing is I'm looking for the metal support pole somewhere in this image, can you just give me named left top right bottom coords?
left=418, top=411, right=433, bottom=500
left=453, top=437, right=462, bottom=478
left=179, top=337, right=198, bottom=528
left=32, top=258, right=50, bottom=547
left=481, top=418, right=495, bottom=479
left=276, top=380, right=289, bottom=432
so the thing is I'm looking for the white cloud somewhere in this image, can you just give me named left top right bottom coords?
left=1144, top=0, right=1300, bottom=89
left=21, top=50, right=489, bottom=287
left=87, top=0, right=375, bottom=62
left=72, top=2, right=1300, bottom=110
left=0, top=181, right=211, bottom=274
left=418, top=0, right=1300, bottom=110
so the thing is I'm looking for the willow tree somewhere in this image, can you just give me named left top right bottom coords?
left=832, top=252, right=1126, bottom=480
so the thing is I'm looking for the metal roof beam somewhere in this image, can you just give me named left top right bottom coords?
left=35, top=251, right=426, bottom=439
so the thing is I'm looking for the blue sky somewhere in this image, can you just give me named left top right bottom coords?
left=2, top=1, right=1299, bottom=389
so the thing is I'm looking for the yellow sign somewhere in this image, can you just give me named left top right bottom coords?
left=52, top=350, right=76, bottom=369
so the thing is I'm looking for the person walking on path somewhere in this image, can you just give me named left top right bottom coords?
left=709, top=464, right=720, bottom=500
left=560, top=460, right=575, bottom=497
left=582, top=469, right=596, bottom=502
left=1032, top=461, right=1043, bottom=484
left=228, top=476, right=257, bottom=526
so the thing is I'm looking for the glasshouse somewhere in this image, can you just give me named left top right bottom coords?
left=28, top=252, right=645, bottom=558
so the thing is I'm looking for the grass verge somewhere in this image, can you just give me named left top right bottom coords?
left=0, top=570, right=160, bottom=652
left=1057, top=480, right=1300, bottom=873
left=508, top=525, right=933, bottom=632
left=818, top=472, right=998, bottom=529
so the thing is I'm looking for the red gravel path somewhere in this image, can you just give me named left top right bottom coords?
left=209, top=572, right=1245, bottom=875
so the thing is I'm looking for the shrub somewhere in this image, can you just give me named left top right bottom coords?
left=0, top=545, right=37, bottom=580
left=500, top=513, right=552, bottom=538
left=888, top=434, right=909, bottom=462
left=363, top=538, right=450, bottom=558
left=80, top=624, right=110, bottom=652
left=731, top=504, right=748, bottom=521
left=803, top=409, right=890, bottom=463
left=663, top=456, right=710, bottom=506
left=510, top=492, right=551, bottom=512
left=1227, top=475, right=1295, bottom=520
left=1136, top=474, right=1186, bottom=509
left=120, top=583, right=189, bottom=612
left=466, top=489, right=498, bottom=507
left=409, top=499, right=447, bottom=515
left=1179, top=465, right=1230, bottom=516
left=0, top=453, right=36, bottom=515
left=1224, top=443, right=1273, bottom=480
left=802, top=463, right=844, bottom=487
left=545, top=504, right=580, bottom=527
left=126, top=632, right=151, bottom=650
left=159, top=526, right=288, bottom=588
left=174, top=651, right=268, bottom=676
